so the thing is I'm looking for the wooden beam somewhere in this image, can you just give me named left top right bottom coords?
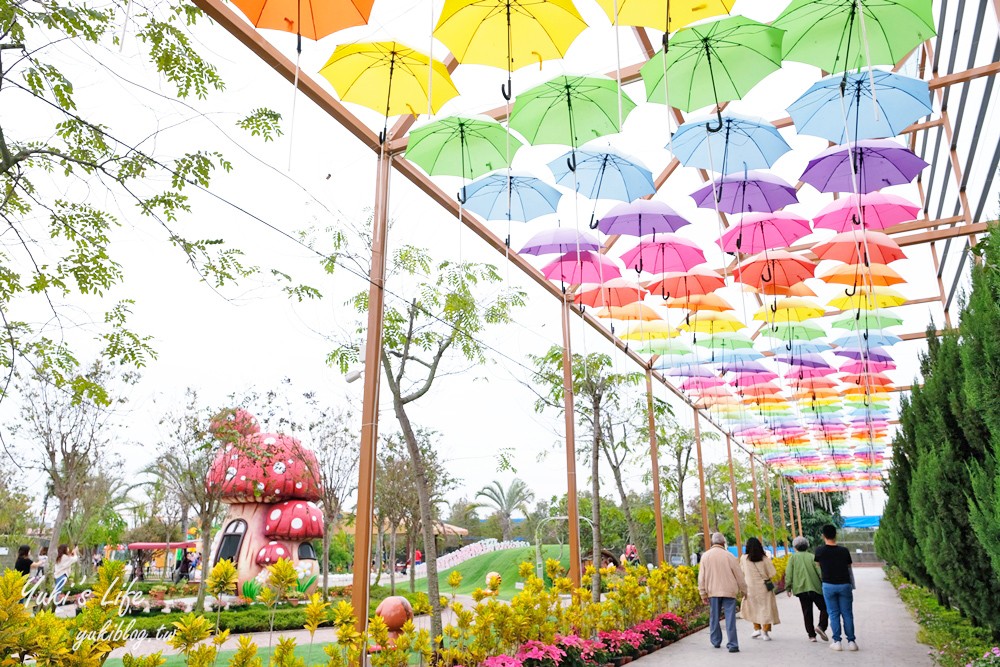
left=928, top=60, right=1000, bottom=89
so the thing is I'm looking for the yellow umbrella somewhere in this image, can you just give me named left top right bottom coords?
left=678, top=311, right=746, bottom=333
left=753, top=297, right=825, bottom=323
left=434, top=0, right=587, bottom=99
left=828, top=287, right=906, bottom=311
left=620, top=320, right=679, bottom=340
left=594, top=0, right=734, bottom=32
left=319, top=42, right=459, bottom=137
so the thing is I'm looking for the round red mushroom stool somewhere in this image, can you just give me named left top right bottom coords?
left=375, top=596, right=413, bottom=640
left=255, top=541, right=292, bottom=566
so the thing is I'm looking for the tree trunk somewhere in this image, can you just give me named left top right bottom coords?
left=605, top=446, right=642, bottom=563
left=677, top=450, right=691, bottom=566
left=45, top=496, right=71, bottom=597
left=591, top=400, right=602, bottom=603
left=194, top=514, right=213, bottom=612
left=373, top=525, right=384, bottom=587
left=393, top=396, right=444, bottom=644
left=501, top=515, right=512, bottom=543
left=389, top=529, right=397, bottom=595
left=322, top=520, right=332, bottom=600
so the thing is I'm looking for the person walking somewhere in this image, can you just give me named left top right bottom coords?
left=698, top=532, right=747, bottom=653
left=739, top=537, right=780, bottom=640
left=785, top=536, right=829, bottom=643
left=52, top=544, right=79, bottom=595
left=814, top=524, right=857, bottom=652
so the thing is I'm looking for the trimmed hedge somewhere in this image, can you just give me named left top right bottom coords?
left=887, top=567, right=994, bottom=667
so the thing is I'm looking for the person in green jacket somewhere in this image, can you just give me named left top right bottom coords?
left=785, top=535, right=829, bottom=642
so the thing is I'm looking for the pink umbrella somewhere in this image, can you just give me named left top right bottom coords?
left=542, top=250, right=622, bottom=283
left=620, top=234, right=706, bottom=274
left=718, top=211, right=813, bottom=253
left=839, top=360, right=897, bottom=374
left=813, top=193, right=920, bottom=232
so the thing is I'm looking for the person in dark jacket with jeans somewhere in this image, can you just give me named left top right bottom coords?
left=814, top=524, right=857, bottom=652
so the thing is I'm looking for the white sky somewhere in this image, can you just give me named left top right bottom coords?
left=4, top=0, right=998, bottom=521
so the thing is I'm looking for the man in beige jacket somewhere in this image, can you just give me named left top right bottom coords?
left=698, top=533, right=748, bottom=653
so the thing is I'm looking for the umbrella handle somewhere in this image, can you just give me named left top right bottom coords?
left=505, top=234, right=510, bottom=247
left=566, top=152, right=577, bottom=173
left=501, top=80, right=512, bottom=102
left=761, top=264, right=772, bottom=283
left=589, top=213, right=599, bottom=230
left=770, top=301, right=777, bottom=313
left=636, top=257, right=644, bottom=274
left=378, top=129, right=387, bottom=144
left=705, top=107, right=724, bottom=134
left=457, top=187, right=467, bottom=205
left=863, top=330, right=869, bottom=341
left=785, top=340, right=792, bottom=352
left=844, top=284, right=858, bottom=297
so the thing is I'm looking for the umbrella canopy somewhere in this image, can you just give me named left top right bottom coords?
left=672, top=112, right=792, bottom=172
left=666, top=293, right=734, bottom=312
left=520, top=228, right=600, bottom=255
left=830, top=308, right=904, bottom=330
left=812, top=193, right=920, bottom=232
left=718, top=211, right=813, bottom=254
left=510, top=75, right=635, bottom=148
left=645, top=266, right=726, bottom=299
left=620, top=234, right=707, bottom=274
left=800, top=140, right=929, bottom=194
left=621, top=321, right=679, bottom=340
left=832, top=332, right=902, bottom=348
left=596, top=200, right=690, bottom=236
left=818, top=263, right=905, bottom=287
left=319, top=42, right=459, bottom=120
left=761, top=321, right=827, bottom=341
left=691, top=171, right=798, bottom=214
left=232, top=0, right=372, bottom=41
left=542, top=250, right=622, bottom=283
left=576, top=278, right=648, bottom=307
left=733, top=250, right=816, bottom=289
left=679, top=311, right=746, bottom=334
left=754, top=297, right=825, bottom=323
left=594, top=0, right=733, bottom=31
left=696, top=332, right=756, bottom=350
left=812, top=230, right=907, bottom=264
left=640, top=15, right=784, bottom=120
left=434, top=0, right=587, bottom=99
left=774, top=0, right=935, bottom=73
left=405, top=116, right=521, bottom=180
left=596, top=303, right=663, bottom=321
left=788, top=70, right=932, bottom=144
left=462, top=172, right=563, bottom=221
left=548, top=149, right=656, bottom=202
left=828, top=286, right=907, bottom=310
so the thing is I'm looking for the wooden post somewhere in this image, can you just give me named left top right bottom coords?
left=795, top=489, right=804, bottom=536
left=750, top=454, right=762, bottom=539
left=764, top=467, right=777, bottom=555
left=786, top=482, right=797, bottom=538
left=350, top=149, right=391, bottom=632
left=646, top=369, right=666, bottom=565
left=561, top=298, right=582, bottom=587
left=777, top=476, right=789, bottom=553
left=693, top=407, right=711, bottom=551
left=725, top=434, right=742, bottom=556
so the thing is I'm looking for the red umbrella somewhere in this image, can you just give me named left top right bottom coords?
left=542, top=251, right=622, bottom=283
left=575, top=278, right=648, bottom=307
left=733, top=250, right=816, bottom=288
left=645, top=266, right=726, bottom=299
left=620, top=234, right=706, bottom=274
left=812, top=230, right=907, bottom=265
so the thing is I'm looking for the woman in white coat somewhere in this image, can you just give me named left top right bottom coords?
left=740, top=537, right=781, bottom=640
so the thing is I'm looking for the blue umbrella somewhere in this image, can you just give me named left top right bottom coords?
left=703, top=348, right=765, bottom=363
left=788, top=70, right=932, bottom=144
left=671, top=112, right=792, bottom=172
left=548, top=149, right=656, bottom=202
left=768, top=341, right=832, bottom=355
left=462, top=171, right=563, bottom=222
left=832, top=332, right=902, bottom=348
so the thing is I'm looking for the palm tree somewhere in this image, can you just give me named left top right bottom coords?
left=475, top=479, right=535, bottom=542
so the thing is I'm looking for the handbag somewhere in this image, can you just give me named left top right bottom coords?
left=753, top=561, right=776, bottom=593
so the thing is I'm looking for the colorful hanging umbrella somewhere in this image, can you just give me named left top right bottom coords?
left=691, top=171, right=798, bottom=214
left=596, top=200, right=690, bottom=236
left=596, top=303, right=663, bottom=321
left=232, top=0, right=372, bottom=41
left=620, top=234, right=707, bottom=274
left=818, top=263, right=905, bottom=287
left=832, top=332, right=902, bottom=348
left=761, top=321, right=827, bottom=341
left=800, top=140, right=929, bottom=194
left=621, top=321, right=680, bottom=341
left=835, top=347, right=894, bottom=362
left=405, top=116, right=522, bottom=180
left=754, top=297, right=825, bottom=323
left=510, top=75, right=635, bottom=148
left=434, top=0, right=587, bottom=100
left=594, top=0, right=733, bottom=32
left=575, top=278, right=648, bottom=307
left=828, top=286, right=907, bottom=310
left=542, top=250, right=622, bottom=283
left=830, top=308, right=904, bottom=330
left=744, top=282, right=818, bottom=298
left=788, top=70, right=932, bottom=144
left=733, top=250, right=816, bottom=289
left=640, top=15, right=784, bottom=125
left=666, top=293, right=734, bottom=312
left=679, top=311, right=746, bottom=334
left=671, top=112, right=791, bottom=172
left=636, top=340, right=692, bottom=355
left=840, top=360, right=897, bottom=374
left=319, top=42, right=459, bottom=134
left=548, top=149, right=656, bottom=202
left=645, top=266, right=726, bottom=299
left=813, top=230, right=907, bottom=265
left=461, top=172, right=563, bottom=222
left=696, top=332, right=756, bottom=350
left=813, top=193, right=920, bottom=232
left=718, top=211, right=813, bottom=254
left=774, top=0, right=935, bottom=73
left=769, top=341, right=832, bottom=355
left=520, top=228, right=600, bottom=255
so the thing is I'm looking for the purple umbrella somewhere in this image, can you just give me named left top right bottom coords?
left=665, top=364, right=719, bottom=378
left=774, top=352, right=830, bottom=368
left=800, top=139, right=929, bottom=194
left=691, top=170, right=798, bottom=214
left=719, top=359, right=769, bottom=374
left=520, top=228, right=600, bottom=255
left=596, top=200, right=691, bottom=236
left=834, top=347, right=894, bottom=363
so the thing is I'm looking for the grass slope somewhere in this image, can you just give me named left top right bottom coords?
left=417, top=546, right=571, bottom=599
left=105, top=642, right=336, bottom=667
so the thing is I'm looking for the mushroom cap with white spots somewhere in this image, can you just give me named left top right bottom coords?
left=255, top=540, right=290, bottom=566
left=263, top=499, right=324, bottom=540
left=205, top=431, right=323, bottom=503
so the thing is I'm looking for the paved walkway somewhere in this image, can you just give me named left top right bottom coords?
left=633, top=567, right=931, bottom=666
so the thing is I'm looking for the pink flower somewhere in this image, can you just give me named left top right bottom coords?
left=482, top=656, right=523, bottom=667
left=516, top=640, right=565, bottom=663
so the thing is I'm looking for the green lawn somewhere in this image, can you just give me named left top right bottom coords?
left=418, top=545, right=571, bottom=599
left=105, top=641, right=336, bottom=667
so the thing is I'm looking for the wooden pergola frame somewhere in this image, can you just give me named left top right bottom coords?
left=191, top=0, right=999, bottom=631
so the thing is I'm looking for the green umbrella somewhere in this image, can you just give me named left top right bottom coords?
left=760, top=321, right=827, bottom=341
left=774, top=0, right=935, bottom=73
left=509, top=75, right=636, bottom=162
left=694, top=332, right=757, bottom=349
left=640, top=15, right=783, bottom=130
left=405, top=116, right=522, bottom=181
left=829, top=308, right=904, bottom=331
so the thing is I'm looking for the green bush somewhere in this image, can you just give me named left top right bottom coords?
left=887, top=567, right=994, bottom=667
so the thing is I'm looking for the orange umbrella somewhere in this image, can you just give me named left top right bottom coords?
left=733, top=250, right=816, bottom=289
left=596, top=303, right=663, bottom=321
left=812, top=230, right=907, bottom=264
left=576, top=278, right=648, bottom=307
left=232, top=0, right=373, bottom=41
left=842, top=373, right=895, bottom=386
left=666, top=293, right=734, bottom=312
left=817, top=263, right=905, bottom=287
left=644, top=266, right=725, bottom=299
